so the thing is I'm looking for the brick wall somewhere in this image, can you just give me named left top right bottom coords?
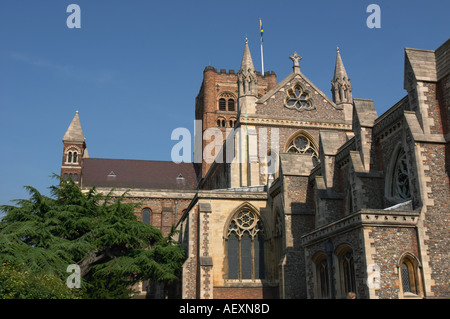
left=282, top=175, right=314, bottom=298
left=124, top=198, right=191, bottom=236
left=255, top=75, right=345, bottom=122
left=368, top=226, right=419, bottom=299
left=424, top=82, right=444, bottom=134
left=304, top=227, right=367, bottom=299
left=182, top=206, right=199, bottom=299
left=196, top=68, right=276, bottom=178
left=421, top=143, right=449, bottom=297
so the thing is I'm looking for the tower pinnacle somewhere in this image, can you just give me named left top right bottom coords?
left=331, top=48, right=352, bottom=105
left=240, top=38, right=256, bottom=73
left=63, top=111, right=85, bottom=143
left=238, top=39, right=258, bottom=97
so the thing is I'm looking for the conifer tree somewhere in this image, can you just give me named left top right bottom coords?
left=0, top=177, right=185, bottom=298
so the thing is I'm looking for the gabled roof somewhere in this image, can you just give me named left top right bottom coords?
left=257, top=71, right=339, bottom=109
left=82, top=158, right=199, bottom=190
left=63, top=111, right=85, bottom=143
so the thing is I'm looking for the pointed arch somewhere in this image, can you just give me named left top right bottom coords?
left=284, top=129, right=318, bottom=152
left=284, top=130, right=320, bottom=167
left=385, top=143, right=412, bottom=203
left=397, top=252, right=423, bottom=297
left=223, top=202, right=265, bottom=236
left=224, top=202, right=266, bottom=281
left=312, top=251, right=330, bottom=299
left=335, top=243, right=356, bottom=298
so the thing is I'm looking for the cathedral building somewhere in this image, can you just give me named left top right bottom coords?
left=60, top=38, right=449, bottom=299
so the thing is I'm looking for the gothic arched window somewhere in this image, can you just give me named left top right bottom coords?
left=336, top=245, right=356, bottom=297
left=391, top=148, right=411, bottom=200
left=67, top=151, right=72, bottom=163
left=314, top=253, right=330, bottom=299
left=399, top=254, right=421, bottom=296
left=73, top=152, right=78, bottom=163
left=226, top=208, right=265, bottom=281
left=285, top=132, right=319, bottom=167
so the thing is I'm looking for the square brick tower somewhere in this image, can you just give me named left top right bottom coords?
left=194, top=40, right=277, bottom=178
left=60, top=111, right=87, bottom=184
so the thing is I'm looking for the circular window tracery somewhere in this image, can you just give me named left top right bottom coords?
left=284, top=84, right=314, bottom=111
left=286, top=134, right=319, bottom=167
left=226, top=210, right=263, bottom=239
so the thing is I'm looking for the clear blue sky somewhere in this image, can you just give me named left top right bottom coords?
left=0, top=0, right=448, bottom=206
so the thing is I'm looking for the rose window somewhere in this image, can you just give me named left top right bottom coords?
left=284, top=85, right=313, bottom=111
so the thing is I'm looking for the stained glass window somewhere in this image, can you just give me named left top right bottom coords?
left=226, top=209, right=265, bottom=280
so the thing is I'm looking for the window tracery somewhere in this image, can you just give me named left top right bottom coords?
left=391, top=148, right=411, bottom=200
left=226, top=209, right=265, bottom=281
left=285, top=133, right=319, bottom=167
left=284, top=84, right=314, bottom=111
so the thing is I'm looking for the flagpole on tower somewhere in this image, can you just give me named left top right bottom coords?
left=260, top=18, right=264, bottom=76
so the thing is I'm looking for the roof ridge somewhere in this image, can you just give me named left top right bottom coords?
left=85, top=157, right=194, bottom=164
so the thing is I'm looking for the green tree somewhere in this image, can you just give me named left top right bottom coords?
left=0, top=262, right=80, bottom=299
left=0, top=178, right=185, bottom=299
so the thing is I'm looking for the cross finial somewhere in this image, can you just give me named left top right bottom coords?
left=290, top=51, right=302, bottom=73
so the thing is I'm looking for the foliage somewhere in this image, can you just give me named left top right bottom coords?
left=0, top=177, right=185, bottom=299
left=0, top=262, right=81, bottom=299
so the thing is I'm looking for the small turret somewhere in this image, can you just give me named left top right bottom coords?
left=237, top=39, right=258, bottom=98
left=331, top=48, right=353, bottom=123
left=331, top=48, right=353, bottom=105
left=61, top=111, right=87, bottom=184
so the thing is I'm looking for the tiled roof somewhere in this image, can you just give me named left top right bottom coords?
left=82, top=158, right=199, bottom=190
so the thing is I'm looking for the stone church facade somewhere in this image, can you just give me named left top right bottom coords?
left=60, top=38, right=449, bottom=299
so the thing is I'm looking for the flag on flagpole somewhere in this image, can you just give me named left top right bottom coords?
left=260, top=18, right=263, bottom=44
left=260, top=18, right=264, bottom=75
